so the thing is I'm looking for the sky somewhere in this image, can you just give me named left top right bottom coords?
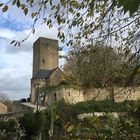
left=0, top=3, right=66, bottom=100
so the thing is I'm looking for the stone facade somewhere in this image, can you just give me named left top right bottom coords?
left=44, top=88, right=84, bottom=105
left=44, top=86, right=140, bottom=106
left=31, top=37, right=140, bottom=106
left=31, top=37, right=64, bottom=104
left=31, top=68, right=65, bottom=104
left=0, top=102, right=8, bottom=114
left=33, top=37, right=58, bottom=75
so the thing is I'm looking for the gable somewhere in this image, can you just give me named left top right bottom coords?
left=50, top=68, right=65, bottom=80
left=49, top=68, right=65, bottom=85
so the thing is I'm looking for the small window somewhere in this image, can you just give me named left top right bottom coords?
left=43, top=59, right=45, bottom=63
left=68, top=92, right=70, bottom=96
left=54, top=93, right=57, bottom=101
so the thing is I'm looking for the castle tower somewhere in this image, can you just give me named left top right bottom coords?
left=33, top=37, right=58, bottom=76
left=31, top=37, right=65, bottom=104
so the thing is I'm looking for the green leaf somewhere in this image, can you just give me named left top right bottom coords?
left=10, top=40, right=15, bottom=44
left=0, top=3, right=3, bottom=7
left=57, top=15, right=61, bottom=25
left=24, top=8, right=28, bottom=15
left=136, top=66, right=140, bottom=73
left=60, top=0, right=66, bottom=6
left=14, top=42, right=17, bottom=46
left=12, top=0, right=17, bottom=5
left=118, top=0, right=140, bottom=16
left=30, top=0, right=34, bottom=4
left=17, top=42, right=20, bottom=46
left=32, top=28, right=35, bottom=34
left=16, top=0, right=20, bottom=7
left=2, top=5, right=8, bottom=12
left=50, top=0, right=52, bottom=6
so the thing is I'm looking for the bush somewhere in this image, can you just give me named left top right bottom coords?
left=58, top=100, right=140, bottom=115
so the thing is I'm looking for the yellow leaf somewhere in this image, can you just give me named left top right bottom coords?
left=31, top=12, right=37, bottom=18
left=24, top=8, right=28, bottom=15
left=20, top=4, right=26, bottom=9
left=12, top=0, right=17, bottom=5
left=66, top=125, right=74, bottom=133
left=55, top=115, right=60, bottom=120
left=64, top=124, right=69, bottom=129
left=137, top=67, right=140, bottom=73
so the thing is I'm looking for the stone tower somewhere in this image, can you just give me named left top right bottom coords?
left=33, top=37, right=58, bottom=76
left=31, top=37, right=65, bottom=104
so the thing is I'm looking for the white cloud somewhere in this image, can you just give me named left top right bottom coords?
left=0, top=28, right=16, bottom=39
left=0, top=1, right=69, bottom=100
left=0, top=23, right=67, bottom=100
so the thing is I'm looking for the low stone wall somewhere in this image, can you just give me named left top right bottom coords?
left=85, top=87, right=140, bottom=102
left=45, top=88, right=84, bottom=105
left=44, top=86, right=140, bottom=105
left=58, top=88, right=84, bottom=104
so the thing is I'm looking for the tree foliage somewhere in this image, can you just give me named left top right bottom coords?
left=64, top=46, right=138, bottom=88
left=0, top=0, right=139, bottom=85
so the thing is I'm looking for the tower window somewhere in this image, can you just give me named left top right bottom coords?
left=68, top=92, right=70, bottom=96
left=54, top=93, right=57, bottom=101
left=43, top=59, right=45, bottom=63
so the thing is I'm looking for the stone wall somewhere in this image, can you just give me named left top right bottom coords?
left=44, top=86, right=140, bottom=105
left=44, top=88, right=84, bottom=105
left=49, top=68, right=65, bottom=86
left=57, top=88, right=84, bottom=104
left=0, top=102, right=7, bottom=114
left=85, top=87, right=140, bottom=102
left=31, top=79, right=47, bottom=103
left=33, top=37, right=58, bottom=75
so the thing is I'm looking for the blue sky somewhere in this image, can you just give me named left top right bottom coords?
left=0, top=4, right=66, bottom=100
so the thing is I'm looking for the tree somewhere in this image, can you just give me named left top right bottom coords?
left=0, top=118, right=24, bottom=140
left=64, top=46, right=130, bottom=88
left=0, top=0, right=140, bottom=84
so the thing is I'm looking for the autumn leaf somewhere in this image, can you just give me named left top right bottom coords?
left=12, top=0, right=17, bottom=5
left=31, top=12, right=37, bottom=18
left=2, top=5, right=8, bottom=12
left=24, top=8, right=28, bottom=15
left=20, top=4, right=26, bottom=9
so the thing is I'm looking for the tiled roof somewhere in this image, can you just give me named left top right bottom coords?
left=32, top=68, right=57, bottom=79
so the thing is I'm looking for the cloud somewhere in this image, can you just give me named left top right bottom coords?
left=0, top=2, right=68, bottom=100
left=0, top=25, right=66, bottom=100
left=0, top=51, right=32, bottom=100
left=0, top=28, right=16, bottom=39
left=5, top=24, right=58, bottom=53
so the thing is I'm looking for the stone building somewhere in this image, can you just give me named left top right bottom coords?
left=30, top=37, right=140, bottom=106
left=31, top=37, right=65, bottom=104
left=0, top=102, right=8, bottom=114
